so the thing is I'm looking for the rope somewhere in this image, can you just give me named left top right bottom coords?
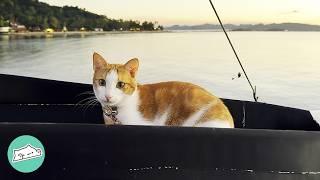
left=208, top=0, right=258, bottom=102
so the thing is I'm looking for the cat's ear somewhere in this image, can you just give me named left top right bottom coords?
left=93, top=52, right=107, bottom=71
left=124, top=58, right=139, bottom=78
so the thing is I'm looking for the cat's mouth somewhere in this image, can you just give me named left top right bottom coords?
left=101, top=100, right=118, bottom=107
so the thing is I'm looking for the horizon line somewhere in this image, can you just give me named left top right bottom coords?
left=164, top=22, right=320, bottom=27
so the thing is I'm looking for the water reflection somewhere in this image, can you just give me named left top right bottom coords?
left=0, top=31, right=319, bottom=110
left=0, top=35, right=9, bottom=41
left=0, top=32, right=122, bottom=41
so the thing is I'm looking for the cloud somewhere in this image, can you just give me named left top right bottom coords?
left=281, top=10, right=300, bottom=15
left=291, top=10, right=300, bottom=14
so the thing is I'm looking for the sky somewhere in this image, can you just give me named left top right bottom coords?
left=40, top=0, right=320, bottom=26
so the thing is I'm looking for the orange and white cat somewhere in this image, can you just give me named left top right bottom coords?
left=92, top=52, right=234, bottom=128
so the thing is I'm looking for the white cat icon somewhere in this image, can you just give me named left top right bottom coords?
left=12, top=144, right=42, bottom=163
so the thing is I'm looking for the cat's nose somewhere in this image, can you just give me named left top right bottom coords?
left=105, top=96, right=112, bottom=102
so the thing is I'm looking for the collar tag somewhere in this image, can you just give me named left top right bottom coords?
left=103, top=106, right=120, bottom=124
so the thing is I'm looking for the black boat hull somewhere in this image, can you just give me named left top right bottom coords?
left=0, top=74, right=319, bottom=180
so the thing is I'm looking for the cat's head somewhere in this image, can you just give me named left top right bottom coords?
left=92, top=52, right=139, bottom=107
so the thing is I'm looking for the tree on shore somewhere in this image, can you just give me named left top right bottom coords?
left=0, top=0, right=162, bottom=31
left=141, top=21, right=155, bottom=31
left=0, top=16, right=9, bottom=27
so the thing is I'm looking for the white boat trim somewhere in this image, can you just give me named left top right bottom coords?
left=310, top=110, right=320, bottom=125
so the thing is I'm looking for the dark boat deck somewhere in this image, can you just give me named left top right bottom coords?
left=0, top=74, right=320, bottom=180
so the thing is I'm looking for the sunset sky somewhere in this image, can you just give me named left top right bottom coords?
left=41, top=0, right=320, bottom=26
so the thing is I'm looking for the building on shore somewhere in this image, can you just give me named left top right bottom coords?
left=94, top=28, right=103, bottom=32
left=45, top=28, right=54, bottom=33
left=0, top=27, right=10, bottom=34
left=30, top=27, right=41, bottom=32
left=129, top=28, right=141, bottom=31
left=62, top=26, right=68, bottom=32
left=10, top=22, right=27, bottom=33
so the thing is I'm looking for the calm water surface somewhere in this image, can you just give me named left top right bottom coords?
left=0, top=31, right=319, bottom=110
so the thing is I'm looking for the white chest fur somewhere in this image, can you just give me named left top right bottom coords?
left=109, top=90, right=153, bottom=126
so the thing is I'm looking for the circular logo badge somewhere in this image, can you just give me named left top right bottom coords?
left=7, top=135, right=45, bottom=173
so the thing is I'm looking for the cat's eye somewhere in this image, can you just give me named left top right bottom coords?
left=98, top=79, right=106, bottom=86
left=116, top=81, right=125, bottom=89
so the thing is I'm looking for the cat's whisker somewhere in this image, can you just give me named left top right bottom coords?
left=80, top=99, right=95, bottom=111
left=89, top=100, right=99, bottom=110
left=75, top=102, right=92, bottom=111
left=80, top=101, right=91, bottom=114
left=75, top=91, right=95, bottom=98
left=75, top=96, right=98, bottom=112
left=75, top=96, right=97, bottom=106
left=74, top=91, right=95, bottom=104
left=83, top=99, right=99, bottom=114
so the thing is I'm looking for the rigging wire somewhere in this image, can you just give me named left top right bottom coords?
left=208, top=0, right=258, bottom=102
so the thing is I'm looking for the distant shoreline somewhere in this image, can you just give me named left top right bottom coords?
left=168, top=29, right=320, bottom=32
left=4, top=30, right=168, bottom=36
left=2, top=30, right=320, bottom=38
left=165, top=23, right=320, bottom=31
